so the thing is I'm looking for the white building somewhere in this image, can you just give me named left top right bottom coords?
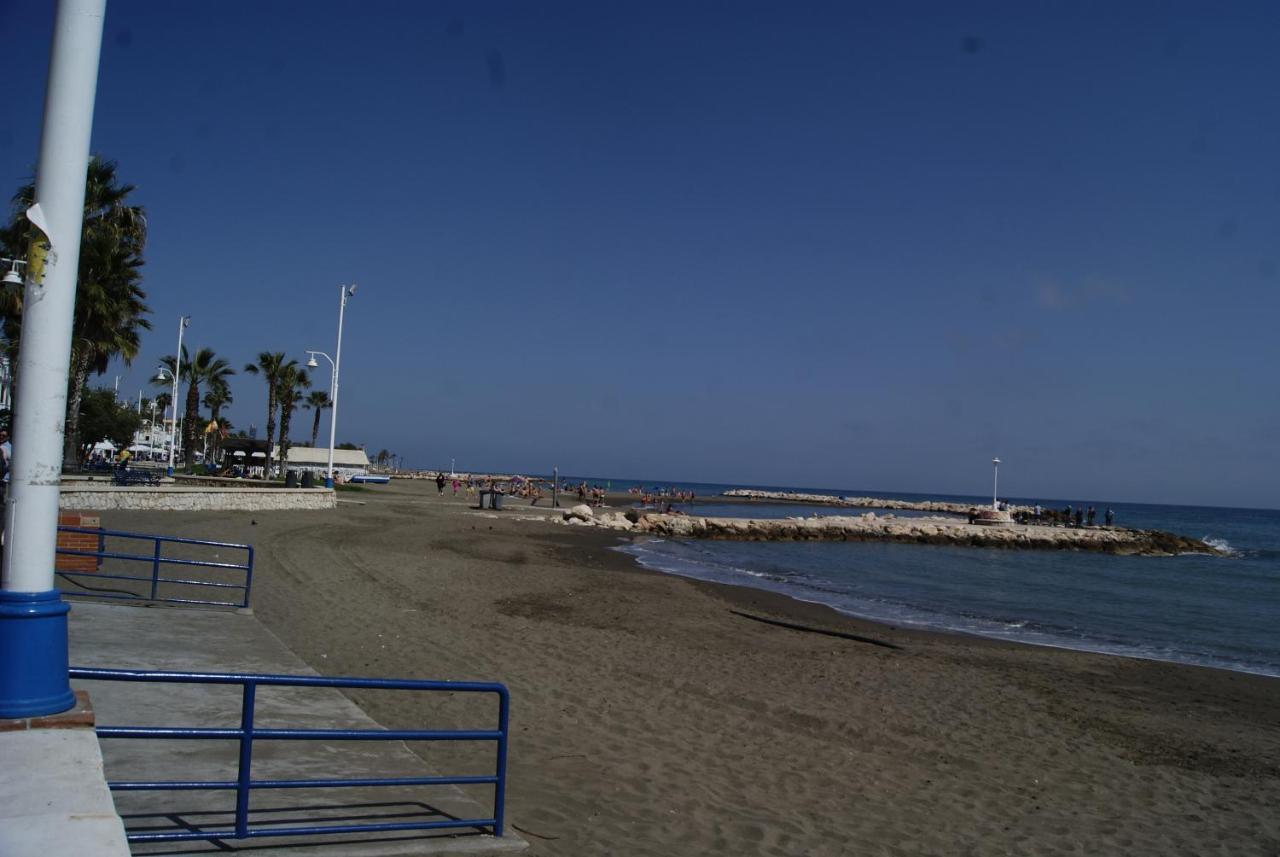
left=274, top=445, right=370, bottom=480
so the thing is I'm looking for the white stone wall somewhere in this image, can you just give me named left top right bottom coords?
left=59, top=484, right=335, bottom=511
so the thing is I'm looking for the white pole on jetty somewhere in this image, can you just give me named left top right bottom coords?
left=0, top=0, right=107, bottom=718
left=992, top=457, right=1000, bottom=510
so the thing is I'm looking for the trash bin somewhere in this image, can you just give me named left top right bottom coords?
left=477, top=490, right=489, bottom=509
left=492, top=492, right=504, bottom=511
left=301, top=471, right=315, bottom=488
left=285, top=470, right=298, bottom=488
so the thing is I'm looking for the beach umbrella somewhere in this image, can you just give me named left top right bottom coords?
left=233, top=450, right=246, bottom=457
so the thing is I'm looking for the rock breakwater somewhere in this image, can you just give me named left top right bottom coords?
left=559, top=506, right=1220, bottom=557
left=721, top=489, right=1030, bottom=516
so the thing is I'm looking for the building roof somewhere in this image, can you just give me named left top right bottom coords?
left=276, top=446, right=370, bottom=467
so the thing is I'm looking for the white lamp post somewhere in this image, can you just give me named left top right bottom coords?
left=159, top=315, right=189, bottom=476
left=306, top=282, right=356, bottom=488
left=992, top=457, right=1001, bottom=511
left=0, top=0, right=108, bottom=718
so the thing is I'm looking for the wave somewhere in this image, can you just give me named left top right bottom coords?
left=1201, top=536, right=1239, bottom=556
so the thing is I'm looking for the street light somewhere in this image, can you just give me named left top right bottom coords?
left=0, top=257, right=25, bottom=286
left=168, top=316, right=190, bottom=475
left=306, top=282, right=357, bottom=488
left=992, top=457, right=1001, bottom=511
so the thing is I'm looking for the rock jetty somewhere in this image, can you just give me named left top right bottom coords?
left=559, top=506, right=1221, bottom=557
left=722, top=489, right=1029, bottom=516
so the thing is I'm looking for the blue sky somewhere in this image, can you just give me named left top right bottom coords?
left=2, top=1, right=1277, bottom=508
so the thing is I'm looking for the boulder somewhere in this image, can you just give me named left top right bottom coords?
left=564, top=504, right=595, bottom=522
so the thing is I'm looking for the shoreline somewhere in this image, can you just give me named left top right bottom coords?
left=82, top=482, right=1280, bottom=856
left=584, top=527, right=1278, bottom=681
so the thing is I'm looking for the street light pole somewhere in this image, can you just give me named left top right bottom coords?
left=0, top=0, right=107, bottom=718
left=306, top=284, right=356, bottom=489
left=326, top=284, right=355, bottom=487
left=992, top=457, right=1001, bottom=511
left=168, top=315, right=189, bottom=475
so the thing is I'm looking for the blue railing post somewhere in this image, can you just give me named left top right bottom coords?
left=96, top=526, right=105, bottom=571
left=150, top=538, right=162, bottom=602
left=241, top=546, right=255, bottom=609
left=235, top=680, right=256, bottom=838
left=494, top=687, right=509, bottom=836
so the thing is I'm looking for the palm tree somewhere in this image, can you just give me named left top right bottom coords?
left=161, top=347, right=233, bottom=470
left=303, top=390, right=331, bottom=448
left=244, top=352, right=295, bottom=478
left=275, top=364, right=310, bottom=475
left=203, top=378, right=232, bottom=463
left=3, top=158, right=151, bottom=466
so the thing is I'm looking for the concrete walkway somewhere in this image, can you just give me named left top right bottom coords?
left=69, top=601, right=526, bottom=856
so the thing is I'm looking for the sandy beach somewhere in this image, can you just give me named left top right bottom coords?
left=85, top=480, right=1280, bottom=856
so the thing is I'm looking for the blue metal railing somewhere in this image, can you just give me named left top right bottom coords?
left=56, top=526, right=254, bottom=609
left=69, top=667, right=510, bottom=844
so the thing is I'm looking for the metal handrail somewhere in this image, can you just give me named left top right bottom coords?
left=69, top=667, right=510, bottom=844
left=56, top=525, right=253, bottom=608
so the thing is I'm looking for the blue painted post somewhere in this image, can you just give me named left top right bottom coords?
left=0, top=0, right=107, bottom=719
left=493, top=688, right=509, bottom=836
left=241, top=546, right=254, bottom=608
left=234, top=681, right=256, bottom=838
left=150, top=539, right=162, bottom=602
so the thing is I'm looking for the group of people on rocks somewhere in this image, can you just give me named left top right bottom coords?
left=1016, top=504, right=1115, bottom=528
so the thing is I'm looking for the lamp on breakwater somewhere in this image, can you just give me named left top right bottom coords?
left=0, top=0, right=107, bottom=719
left=992, top=457, right=1001, bottom=511
left=305, top=282, right=357, bottom=489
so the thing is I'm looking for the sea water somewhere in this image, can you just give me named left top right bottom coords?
left=589, top=482, right=1280, bottom=677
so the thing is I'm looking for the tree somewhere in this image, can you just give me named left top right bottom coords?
left=203, top=380, right=232, bottom=462
left=1, top=158, right=151, bottom=467
left=244, top=352, right=296, bottom=478
left=336, top=441, right=360, bottom=450
left=275, top=364, right=310, bottom=474
left=77, top=386, right=141, bottom=460
left=165, top=347, right=234, bottom=469
left=303, top=390, right=331, bottom=448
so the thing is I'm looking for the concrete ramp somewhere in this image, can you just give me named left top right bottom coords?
left=69, top=602, right=526, bottom=856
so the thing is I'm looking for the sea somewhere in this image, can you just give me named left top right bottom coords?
left=555, top=477, right=1280, bottom=678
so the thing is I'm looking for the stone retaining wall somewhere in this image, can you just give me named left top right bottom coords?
left=59, top=484, right=335, bottom=512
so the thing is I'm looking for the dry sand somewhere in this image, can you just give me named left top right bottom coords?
left=86, top=480, right=1280, bottom=856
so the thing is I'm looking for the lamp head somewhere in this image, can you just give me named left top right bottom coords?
left=306, top=356, right=319, bottom=369
left=346, top=284, right=358, bottom=297
left=2, top=269, right=21, bottom=286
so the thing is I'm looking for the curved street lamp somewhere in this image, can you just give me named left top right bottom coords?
left=305, top=283, right=356, bottom=488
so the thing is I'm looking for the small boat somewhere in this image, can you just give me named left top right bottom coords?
left=349, top=474, right=390, bottom=484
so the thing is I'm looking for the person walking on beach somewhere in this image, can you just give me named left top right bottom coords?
left=436, top=472, right=446, bottom=495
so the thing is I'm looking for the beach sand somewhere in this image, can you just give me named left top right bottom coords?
left=86, top=480, right=1280, bottom=856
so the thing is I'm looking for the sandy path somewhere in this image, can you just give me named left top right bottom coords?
left=87, top=482, right=1280, bottom=856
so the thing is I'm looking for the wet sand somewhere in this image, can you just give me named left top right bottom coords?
left=85, top=480, right=1280, bottom=856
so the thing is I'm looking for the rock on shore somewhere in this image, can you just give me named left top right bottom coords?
left=563, top=509, right=1221, bottom=557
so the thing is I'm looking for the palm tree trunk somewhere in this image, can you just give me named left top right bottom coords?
left=264, top=388, right=276, bottom=478
left=310, top=408, right=322, bottom=448
left=62, top=348, right=92, bottom=468
left=183, top=382, right=200, bottom=469
left=279, top=404, right=294, bottom=474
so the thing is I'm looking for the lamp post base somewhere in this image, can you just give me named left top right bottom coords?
left=0, top=590, right=75, bottom=718
left=324, top=477, right=334, bottom=489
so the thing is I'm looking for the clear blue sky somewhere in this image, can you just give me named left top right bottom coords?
left=2, top=1, right=1277, bottom=508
